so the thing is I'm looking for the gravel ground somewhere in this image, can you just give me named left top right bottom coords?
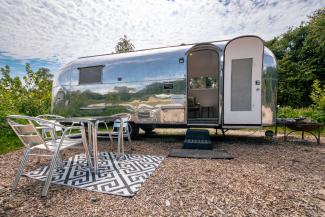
left=0, top=129, right=324, bottom=217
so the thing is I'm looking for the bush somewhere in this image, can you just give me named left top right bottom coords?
left=0, top=64, right=52, bottom=123
left=319, top=96, right=325, bottom=111
left=310, top=79, right=325, bottom=111
left=0, top=126, right=21, bottom=154
left=278, top=106, right=325, bottom=124
left=0, top=64, right=53, bottom=154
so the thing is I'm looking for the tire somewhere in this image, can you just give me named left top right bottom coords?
left=265, top=130, right=274, bottom=137
left=141, top=127, right=155, bottom=134
left=129, top=122, right=139, bottom=139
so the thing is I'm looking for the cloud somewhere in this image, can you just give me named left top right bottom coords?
left=0, top=0, right=324, bottom=65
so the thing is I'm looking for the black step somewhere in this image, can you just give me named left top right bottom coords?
left=182, top=129, right=213, bottom=150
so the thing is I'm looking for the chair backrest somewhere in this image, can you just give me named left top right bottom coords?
left=7, top=115, right=65, bottom=149
left=7, top=116, right=45, bottom=148
left=36, top=114, right=64, bottom=132
left=36, top=114, right=64, bottom=119
left=112, top=117, right=129, bottom=133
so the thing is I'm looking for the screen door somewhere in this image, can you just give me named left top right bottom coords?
left=223, top=36, right=264, bottom=126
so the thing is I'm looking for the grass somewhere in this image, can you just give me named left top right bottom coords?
left=0, top=127, right=22, bottom=155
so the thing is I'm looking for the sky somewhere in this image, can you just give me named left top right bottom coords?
left=0, top=0, right=324, bottom=77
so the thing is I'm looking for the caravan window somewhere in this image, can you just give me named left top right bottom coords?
left=78, top=65, right=104, bottom=84
left=189, top=76, right=217, bottom=89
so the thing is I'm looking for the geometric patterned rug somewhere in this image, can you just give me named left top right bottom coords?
left=25, top=152, right=165, bottom=197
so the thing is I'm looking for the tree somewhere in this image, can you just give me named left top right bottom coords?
left=310, top=80, right=325, bottom=110
left=114, top=35, right=135, bottom=53
left=0, top=64, right=53, bottom=126
left=266, top=8, right=325, bottom=107
left=20, top=64, right=53, bottom=116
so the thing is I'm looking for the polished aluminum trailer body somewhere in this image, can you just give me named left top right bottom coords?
left=52, top=36, right=277, bottom=129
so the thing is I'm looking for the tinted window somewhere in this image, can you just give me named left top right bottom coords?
left=79, top=65, right=103, bottom=84
left=231, top=58, right=252, bottom=111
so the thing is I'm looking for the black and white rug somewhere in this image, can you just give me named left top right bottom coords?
left=25, top=152, right=164, bottom=197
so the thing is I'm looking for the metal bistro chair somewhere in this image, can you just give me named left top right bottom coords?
left=36, top=114, right=82, bottom=139
left=35, top=114, right=64, bottom=139
left=109, top=114, right=132, bottom=157
left=7, top=115, right=92, bottom=196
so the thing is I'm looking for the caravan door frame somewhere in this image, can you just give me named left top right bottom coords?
left=186, top=43, right=222, bottom=126
left=222, top=35, right=264, bottom=127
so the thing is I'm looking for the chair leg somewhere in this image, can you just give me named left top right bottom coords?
left=49, top=128, right=56, bottom=140
left=127, top=131, right=132, bottom=144
left=129, top=134, right=133, bottom=152
left=104, top=122, right=113, bottom=143
left=41, top=152, right=58, bottom=197
left=68, top=122, right=75, bottom=135
left=12, top=148, right=30, bottom=190
left=55, top=152, right=64, bottom=169
left=121, top=133, right=125, bottom=156
left=126, top=128, right=132, bottom=152
left=81, top=128, right=93, bottom=169
left=36, top=149, right=41, bottom=164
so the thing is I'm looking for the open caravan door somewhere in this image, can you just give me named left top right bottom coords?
left=223, top=36, right=264, bottom=127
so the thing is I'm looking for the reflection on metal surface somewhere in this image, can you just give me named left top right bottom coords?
left=53, top=78, right=186, bottom=124
left=53, top=45, right=188, bottom=124
left=262, top=47, right=278, bottom=125
left=189, top=77, right=218, bottom=89
left=52, top=39, right=277, bottom=127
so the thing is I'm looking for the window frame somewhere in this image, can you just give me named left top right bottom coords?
left=78, top=65, right=104, bottom=85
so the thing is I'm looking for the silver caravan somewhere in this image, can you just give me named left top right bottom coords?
left=52, top=36, right=277, bottom=137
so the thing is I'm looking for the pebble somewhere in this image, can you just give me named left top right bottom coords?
left=3, top=203, right=14, bottom=210
left=91, top=197, right=100, bottom=203
left=0, top=133, right=323, bottom=216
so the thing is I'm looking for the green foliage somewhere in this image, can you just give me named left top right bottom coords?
left=278, top=106, right=325, bottom=124
left=0, top=64, right=53, bottom=119
left=114, top=35, right=135, bottom=53
left=266, top=8, right=325, bottom=107
left=310, top=79, right=325, bottom=110
left=0, top=65, right=23, bottom=124
left=0, top=128, right=21, bottom=154
left=319, top=96, right=325, bottom=111
left=0, top=64, right=53, bottom=154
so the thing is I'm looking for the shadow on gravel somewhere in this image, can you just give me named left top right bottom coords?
left=135, top=130, right=322, bottom=148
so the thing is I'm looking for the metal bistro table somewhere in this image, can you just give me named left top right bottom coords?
left=56, top=116, right=125, bottom=174
left=276, top=118, right=323, bottom=144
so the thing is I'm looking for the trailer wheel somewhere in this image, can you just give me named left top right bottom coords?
left=141, top=127, right=155, bottom=134
left=265, top=130, right=274, bottom=137
left=129, top=122, right=139, bottom=139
